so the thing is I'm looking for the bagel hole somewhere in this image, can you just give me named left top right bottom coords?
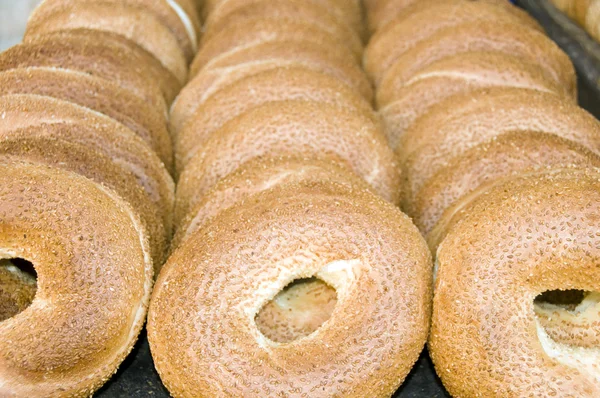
left=255, top=277, right=337, bottom=343
left=0, top=258, right=37, bottom=321
left=534, top=289, right=587, bottom=311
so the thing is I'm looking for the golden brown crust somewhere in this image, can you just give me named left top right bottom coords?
left=379, top=51, right=570, bottom=150
left=175, top=41, right=373, bottom=135
left=0, top=134, right=169, bottom=269
left=203, top=0, right=364, bottom=39
left=364, top=0, right=540, bottom=84
left=0, top=94, right=174, bottom=242
left=191, top=18, right=362, bottom=75
left=430, top=168, right=600, bottom=397
left=376, top=21, right=576, bottom=107
left=25, top=2, right=188, bottom=84
left=174, top=66, right=378, bottom=172
left=14, top=29, right=180, bottom=106
left=27, top=0, right=199, bottom=62
left=399, top=87, right=600, bottom=208
left=0, top=159, right=153, bottom=397
left=172, top=156, right=375, bottom=249
left=0, top=67, right=173, bottom=172
left=202, top=0, right=361, bottom=49
left=149, top=181, right=431, bottom=397
left=175, top=100, right=400, bottom=223
left=412, top=131, right=600, bottom=238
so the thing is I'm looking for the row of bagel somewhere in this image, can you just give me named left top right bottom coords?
left=150, top=0, right=434, bottom=396
left=364, top=0, right=600, bottom=396
left=0, top=0, right=201, bottom=395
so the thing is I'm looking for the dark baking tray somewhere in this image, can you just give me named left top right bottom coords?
left=95, top=2, right=600, bottom=396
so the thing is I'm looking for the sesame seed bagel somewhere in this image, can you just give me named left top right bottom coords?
left=191, top=18, right=362, bottom=75
left=379, top=52, right=570, bottom=150
left=28, top=0, right=199, bottom=62
left=0, top=67, right=173, bottom=171
left=0, top=30, right=172, bottom=112
left=25, top=2, right=188, bottom=84
left=149, top=181, right=431, bottom=397
left=399, top=88, right=600, bottom=207
left=365, top=0, right=521, bottom=32
left=412, top=131, right=600, bottom=238
left=175, top=67, right=377, bottom=173
left=172, top=156, right=374, bottom=249
left=364, top=0, right=540, bottom=84
left=0, top=159, right=153, bottom=397
left=175, top=100, right=400, bottom=222
left=429, top=167, right=600, bottom=397
left=0, top=134, right=169, bottom=269
left=202, top=0, right=364, bottom=39
left=176, top=41, right=373, bottom=132
left=0, top=94, right=174, bottom=242
left=202, top=0, right=361, bottom=48
left=376, top=21, right=576, bottom=107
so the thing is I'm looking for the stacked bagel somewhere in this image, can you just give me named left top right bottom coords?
left=550, top=0, right=600, bottom=41
left=148, top=1, right=433, bottom=396
left=0, top=1, right=201, bottom=396
left=365, top=0, right=600, bottom=395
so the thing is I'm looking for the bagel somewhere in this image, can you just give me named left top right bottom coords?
left=202, top=0, right=364, bottom=39
left=201, top=0, right=362, bottom=52
left=429, top=167, right=600, bottom=397
left=191, top=18, right=362, bottom=75
left=172, top=156, right=374, bottom=249
left=412, top=131, right=600, bottom=238
left=376, top=21, right=576, bottom=107
left=379, top=52, right=570, bottom=150
left=175, top=66, right=378, bottom=172
left=0, top=133, right=169, bottom=268
left=177, top=41, right=373, bottom=130
left=148, top=181, right=431, bottom=397
left=175, top=100, right=400, bottom=222
left=366, top=0, right=530, bottom=32
left=0, top=94, right=174, bottom=243
left=24, top=29, right=180, bottom=105
left=27, top=0, right=199, bottom=62
left=25, top=2, right=188, bottom=84
left=0, top=29, right=173, bottom=112
left=364, top=0, right=540, bottom=84
left=399, top=88, right=600, bottom=206
left=0, top=159, right=153, bottom=397
left=0, top=67, right=173, bottom=171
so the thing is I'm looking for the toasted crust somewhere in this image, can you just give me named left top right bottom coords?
left=202, top=0, right=364, bottom=39
left=191, top=18, right=362, bottom=75
left=0, top=30, right=172, bottom=112
left=413, top=131, right=600, bottom=238
left=25, top=2, right=188, bottom=84
left=379, top=52, right=570, bottom=150
left=28, top=0, right=199, bottom=61
left=399, top=88, right=600, bottom=207
left=149, top=181, right=431, bottom=397
left=172, top=156, right=375, bottom=249
left=376, top=20, right=575, bottom=107
left=430, top=168, right=600, bottom=397
left=175, top=40, right=373, bottom=132
left=175, top=100, right=400, bottom=223
left=175, top=66, right=378, bottom=173
left=0, top=159, right=153, bottom=397
left=202, top=0, right=362, bottom=53
left=0, top=94, right=175, bottom=245
left=0, top=67, right=173, bottom=171
left=364, top=0, right=540, bottom=84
